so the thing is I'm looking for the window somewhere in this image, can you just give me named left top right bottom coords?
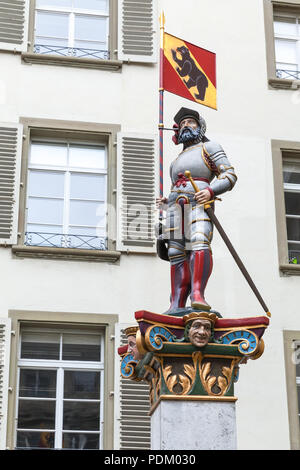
left=297, top=346, right=300, bottom=426
left=116, top=326, right=151, bottom=449
left=0, top=1, right=157, bottom=67
left=271, top=140, right=300, bottom=275
left=4, top=311, right=117, bottom=450
left=16, top=326, right=104, bottom=450
left=284, top=331, right=300, bottom=449
left=10, top=119, right=124, bottom=261
left=0, top=119, right=156, bottom=259
left=264, top=0, right=300, bottom=88
left=34, top=0, right=109, bottom=60
left=25, top=139, right=107, bottom=250
left=274, top=13, right=300, bottom=79
left=283, top=156, right=300, bottom=264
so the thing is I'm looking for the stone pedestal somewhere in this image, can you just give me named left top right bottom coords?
left=151, top=399, right=237, bottom=450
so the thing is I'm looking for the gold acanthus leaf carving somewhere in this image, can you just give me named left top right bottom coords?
left=183, top=364, right=196, bottom=383
left=168, top=374, right=178, bottom=392
left=202, top=362, right=212, bottom=382
left=217, top=377, right=227, bottom=394
left=222, top=366, right=231, bottom=383
left=162, top=363, right=194, bottom=396
left=217, top=366, right=232, bottom=395
left=178, top=374, right=192, bottom=395
left=200, top=362, right=233, bottom=397
left=207, top=376, right=217, bottom=393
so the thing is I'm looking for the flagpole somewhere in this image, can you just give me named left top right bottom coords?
left=159, top=11, right=165, bottom=218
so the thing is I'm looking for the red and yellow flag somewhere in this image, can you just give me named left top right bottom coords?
left=163, top=32, right=217, bottom=110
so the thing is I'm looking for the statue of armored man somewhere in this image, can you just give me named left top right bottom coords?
left=157, top=107, right=237, bottom=313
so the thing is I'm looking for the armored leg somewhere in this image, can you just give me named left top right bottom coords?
left=190, top=249, right=213, bottom=311
left=186, top=203, right=213, bottom=310
left=166, top=243, right=191, bottom=312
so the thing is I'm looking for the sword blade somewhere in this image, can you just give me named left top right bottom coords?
left=204, top=204, right=271, bottom=318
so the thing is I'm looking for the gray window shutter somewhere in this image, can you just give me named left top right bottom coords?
left=0, top=0, right=29, bottom=52
left=115, top=325, right=151, bottom=450
left=0, top=123, right=23, bottom=246
left=118, top=0, right=157, bottom=63
left=0, top=318, right=11, bottom=450
left=116, top=133, right=157, bottom=253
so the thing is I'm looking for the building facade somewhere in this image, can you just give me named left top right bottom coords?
left=0, top=0, right=299, bottom=450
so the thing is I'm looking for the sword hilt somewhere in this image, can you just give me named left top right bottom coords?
left=184, top=171, right=221, bottom=204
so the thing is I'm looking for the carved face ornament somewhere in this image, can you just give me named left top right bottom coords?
left=127, top=335, right=141, bottom=361
left=188, top=318, right=212, bottom=348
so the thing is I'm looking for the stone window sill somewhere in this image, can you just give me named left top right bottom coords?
left=268, top=77, right=300, bottom=90
left=21, top=52, right=123, bottom=71
left=280, top=263, right=300, bottom=276
left=12, top=245, right=121, bottom=262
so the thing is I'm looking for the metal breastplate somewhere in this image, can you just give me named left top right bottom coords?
left=171, top=144, right=213, bottom=184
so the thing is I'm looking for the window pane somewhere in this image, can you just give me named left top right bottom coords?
left=35, top=12, right=69, bottom=40
left=287, top=217, right=300, bottom=241
left=27, top=198, right=64, bottom=225
left=285, top=192, right=300, bottom=215
left=295, top=354, right=300, bottom=376
left=26, top=224, right=63, bottom=234
left=35, top=38, right=69, bottom=49
left=284, top=163, right=300, bottom=184
left=62, top=334, right=101, bottom=361
left=17, top=431, right=55, bottom=449
left=296, top=345, right=300, bottom=375
left=68, top=226, right=98, bottom=236
left=19, top=370, right=57, bottom=398
left=28, top=171, right=65, bottom=198
left=276, top=62, right=298, bottom=71
left=274, top=16, right=297, bottom=36
left=74, top=0, right=108, bottom=11
left=18, top=400, right=56, bottom=429
left=36, top=0, right=72, bottom=7
left=288, top=241, right=300, bottom=263
left=72, top=40, right=107, bottom=53
left=63, top=402, right=100, bottom=431
left=74, top=15, right=107, bottom=43
left=69, top=225, right=106, bottom=238
left=30, top=143, right=67, bottom=166
left=70, top=173, right=106, bottom=200
left=275, top=38, right=297, bottom=64
left=69, top=200, right=104, bottom=226
left=69, top=145, right=106, bottom=169
left=64, top=371, right=100, bottom=399
left=63, top=433, right=99, bottom=450
left=21, top=332, right=60, bottom=360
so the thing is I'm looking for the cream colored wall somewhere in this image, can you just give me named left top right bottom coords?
left=0, top=0, right=299, bottom=450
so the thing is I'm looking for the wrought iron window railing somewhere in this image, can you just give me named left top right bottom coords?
left=25, top=232, right=107, bottom=251
left=276, top=69, right=300, bottom=80
left=34, top=44, right=110, bottom=60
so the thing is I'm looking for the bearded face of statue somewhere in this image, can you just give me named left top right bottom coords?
left=188, top=318, right=212, bottom=347
left=178, top=117, right=201, bottom=144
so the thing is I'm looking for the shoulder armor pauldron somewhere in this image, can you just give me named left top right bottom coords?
left=202, top=145, right=220, bottom=176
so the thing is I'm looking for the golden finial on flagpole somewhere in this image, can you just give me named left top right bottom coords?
left=159, top=11, right=165, bottom=49
left=159, top=10, right=165, bottom=29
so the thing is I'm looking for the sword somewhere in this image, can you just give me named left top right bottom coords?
left=185, top=170, right=271, bottom=318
